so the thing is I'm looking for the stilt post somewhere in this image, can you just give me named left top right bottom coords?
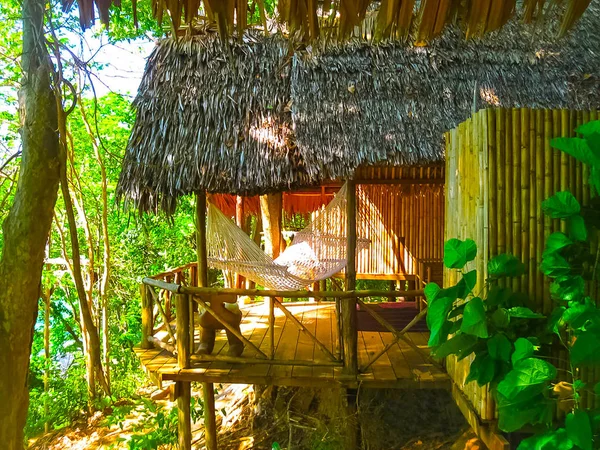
left=196, top=191, right=218, bottom=450
left=176, top=292, right=191, bottom=450
left=177, top=383, right=192, bottom=450
left=203, top=382, right=218, bottom=450
left=342, top=179, right=358, bottom=375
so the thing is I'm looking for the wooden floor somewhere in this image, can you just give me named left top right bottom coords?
left=135, top=302, right=449, bottom=390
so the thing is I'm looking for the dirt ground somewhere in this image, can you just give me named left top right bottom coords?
left=29, top=385, right=481, bottom=450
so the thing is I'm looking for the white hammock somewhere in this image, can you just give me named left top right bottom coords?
left=207, top=183, right=369, bottom=290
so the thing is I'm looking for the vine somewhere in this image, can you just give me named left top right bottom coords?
left=426, top=120, right=600, bottom=449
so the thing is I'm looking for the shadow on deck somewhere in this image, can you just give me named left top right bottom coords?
left=135, top=301, right=449, bottom=390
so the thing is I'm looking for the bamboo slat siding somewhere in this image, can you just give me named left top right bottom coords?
left=445, top=108, right=599, bottom=422
left=357, top=184, right=444, bottom=279
left=211, top=165, right=445, bottom=281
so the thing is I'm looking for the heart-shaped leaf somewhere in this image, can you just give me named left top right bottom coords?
left=444, top=239, right=477, bottom=269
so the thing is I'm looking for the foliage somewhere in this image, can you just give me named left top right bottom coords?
left=21, top=90, right=199, bottom=438
left=426, top=120, right=600, bottom=448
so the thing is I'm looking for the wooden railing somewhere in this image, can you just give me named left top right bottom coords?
left=140, top=265, right=439, bottom=375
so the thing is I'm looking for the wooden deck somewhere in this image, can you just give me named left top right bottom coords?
left=135, top=301, right=449, bottom=390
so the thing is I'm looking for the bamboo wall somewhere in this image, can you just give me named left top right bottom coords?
left=445, top=108, right=599, bottom=422
left=211, top=165, right=446, bottom=282
left=357, top=183, right=444, bottom=279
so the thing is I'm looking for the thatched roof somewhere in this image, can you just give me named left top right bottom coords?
left=117, top=5, right=600, bottom=214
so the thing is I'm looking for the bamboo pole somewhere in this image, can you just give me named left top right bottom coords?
left=343, top=178, right=358, bottom=376
left=543, top=111, right=553, bottom=314
left=530, top=110, right=550, bottom=310
left=497, top=109, right=506, bottom=256
left=519, top=108, right=535, bottom=295
left=505, top=110, right=513, bottom=265
left=488, top=110, right=497, bottom=257
left=560, top=110, right=570, bottom=234
left=513, top=109, right=522, bottom=293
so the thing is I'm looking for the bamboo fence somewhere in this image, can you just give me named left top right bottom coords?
left=445, top=107, right=599, bottom=422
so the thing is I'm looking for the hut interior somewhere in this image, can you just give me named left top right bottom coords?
left=116, top=4, right=600, bottom=448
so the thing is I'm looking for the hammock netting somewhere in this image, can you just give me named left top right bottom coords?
left=207, top=183, right=370, bottom=290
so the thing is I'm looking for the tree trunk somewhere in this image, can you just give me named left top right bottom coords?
left=259, top=193, right=284, bottom=258
left=0, top=0, right=61, bottom=444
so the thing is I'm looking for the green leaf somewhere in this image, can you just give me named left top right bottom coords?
left=507, top=307, right=545, bottom=319
left=595, top=382, right=600, bottom=396
left=550, top=276, right=585, bottom=303
left=497, top=395, right=554, bottom=433
left=590, top=165, right=600, bottom=196
left=465, top=353, right=496, bottom=386
left=432, top=333, right=478, bottom=359
left=517, top=428, right=573, bottom=450
left=566, top=410, right=592, bottom=450
left=427, top=296, right=454, bottom=347
left=487, top=334, right=512, bottom=362
left=575, top=120, right=600, bottom=137
left=491, top=308, right=510, bottom=329
left=561, top=299, right=600, bottom=330
left=487, top=254, right=525, bottom=279
left=568, top=215, right=587, bottom=241
left=540, top=253, right=571, bottom=278
left=497, top=358, right=557, bottom=402
left=549, top=306, right=567, bottom=334
left=542, top=232, right=573, bottom=257
left=456, top=269, right=477, bottom=298
left=542, top=191, right=581, bottom=219
left=512, top=338, right=535, bottom=365
left=551, top=136, right=599, bottom=166
left=487, top=286, right=512, bottom=307
left=448, top=303, right=466, bottom=319
left=444, top=239, right=477, bottom=269
left=574, top=380, right=586, bottom=392
left=460, top=297, right=488, bottom=338
left=571, top=330, right=600, bottom=367
left=424, top=282, right=441, bottom=303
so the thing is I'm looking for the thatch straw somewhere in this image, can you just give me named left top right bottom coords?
left=117, top=7, right=600, bottom=215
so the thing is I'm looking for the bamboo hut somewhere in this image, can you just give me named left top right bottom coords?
left=117, top=5, right=600, bottom=449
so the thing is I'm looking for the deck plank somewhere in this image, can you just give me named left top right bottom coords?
left=134, top=302, right=448, bottom=390
left=292, top=303, right=319, bottom=378
left=229, top=303, right=272, bottom=379
left=312, top=303, right=335, bottom=379
left=364, top=331, right=397, bottom=382
left=379, top=332, right=412, bottom=379
left=357, top=331, right=375, bottom=381
left=269, top=302, right=304, bottom=380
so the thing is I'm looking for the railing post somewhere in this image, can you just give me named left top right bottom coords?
left=342, top=179, right=358, bottom=376
left=269, top=296, right=275, bottom=359
left=141, top=284, right=153, bottom=349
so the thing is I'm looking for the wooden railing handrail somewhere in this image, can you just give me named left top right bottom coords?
left=142, top=277, right=424, bottom=299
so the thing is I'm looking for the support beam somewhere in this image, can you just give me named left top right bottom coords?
left=141, top=284, right=153, bottom=349
left=196, top=192, right=208, bottom=287
left=176, top=294, right=190, bottom=368
left=196, top=191, right=218, bottom=450
left=175, top=292, right=191, bottom=450
left=177, top=382, right=192, bottom=450
left=342, top=179, right=358, bottom=376
left=203, top=382, right=218, bottom=450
